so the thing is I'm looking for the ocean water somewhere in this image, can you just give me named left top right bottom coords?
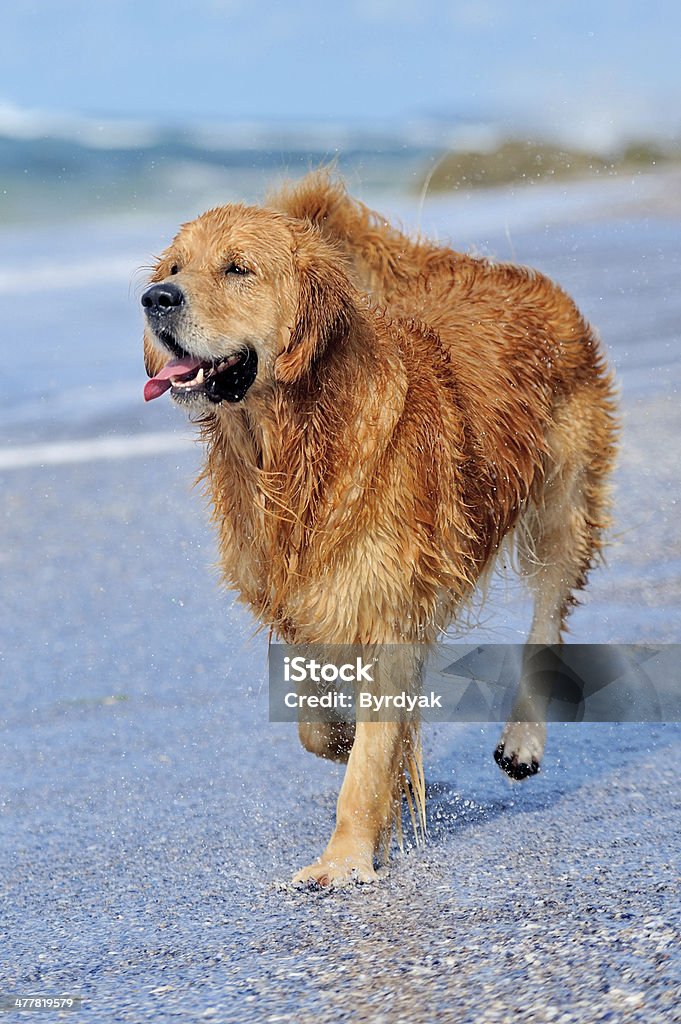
left=0, top=118, right=442, bottom=227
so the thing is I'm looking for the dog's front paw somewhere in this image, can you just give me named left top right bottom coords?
left=293, top=856, right=377, bottom=889
left=494, top=721, right=546, bottom=780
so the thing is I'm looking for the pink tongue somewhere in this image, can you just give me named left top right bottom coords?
left=144, top=356, right=204, bottom=402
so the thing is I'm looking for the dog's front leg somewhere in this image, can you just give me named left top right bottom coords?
left=293, top=719, right=404, bottom=887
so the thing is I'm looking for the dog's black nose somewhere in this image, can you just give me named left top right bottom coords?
left=141, top=282, right=184, bottom=313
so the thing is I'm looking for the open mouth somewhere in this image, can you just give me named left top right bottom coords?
left=144, top=346, right=258, bottom=404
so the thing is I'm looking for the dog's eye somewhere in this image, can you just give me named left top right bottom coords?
left=224, top=262, right=250, bottom=277
left=169, top=264, right=180, bottom=275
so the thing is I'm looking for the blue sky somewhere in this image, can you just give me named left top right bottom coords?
left=1, top=1, right=679, bottom=142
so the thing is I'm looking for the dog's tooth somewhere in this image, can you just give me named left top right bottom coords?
left=195, top=367, right=204, bottom=384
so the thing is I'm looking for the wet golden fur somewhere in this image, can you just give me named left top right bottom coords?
left=143, top=172, right=617, bottom=886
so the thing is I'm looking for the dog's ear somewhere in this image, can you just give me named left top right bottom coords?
left=275, top=236, right=355, bottom=384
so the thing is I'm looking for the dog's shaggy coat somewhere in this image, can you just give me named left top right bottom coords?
left=142, top=172, right=617, bottom=885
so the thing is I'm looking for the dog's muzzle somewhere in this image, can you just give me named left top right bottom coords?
left=142, top=283, right=258, bottom=405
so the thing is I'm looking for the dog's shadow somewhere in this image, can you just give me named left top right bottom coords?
left=419, top=775, right=567, bottom=845
left=413, top=753, right=589, bottom=847
left=416, top=721, right=624, bottom=845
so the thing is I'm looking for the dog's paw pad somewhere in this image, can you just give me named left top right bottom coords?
left=494, top=743, right=540, bottom=780
left=494, top=721, right=545, bottom=780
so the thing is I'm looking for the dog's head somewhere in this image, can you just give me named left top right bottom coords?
left=142, top=204, right=354, bottom=412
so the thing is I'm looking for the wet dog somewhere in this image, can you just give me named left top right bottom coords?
left=142, top=172, right=617, bottom=885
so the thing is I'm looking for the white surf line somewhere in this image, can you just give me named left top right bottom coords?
left=0, top=256, right=144, bottom=295
left=0, top=432, right=196, bottom=470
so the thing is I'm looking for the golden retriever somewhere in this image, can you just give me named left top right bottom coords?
left=141, top=171, right=617, bottom=886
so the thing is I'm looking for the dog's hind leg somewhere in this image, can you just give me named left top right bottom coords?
left=495, top=390, right=616, bottom=779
